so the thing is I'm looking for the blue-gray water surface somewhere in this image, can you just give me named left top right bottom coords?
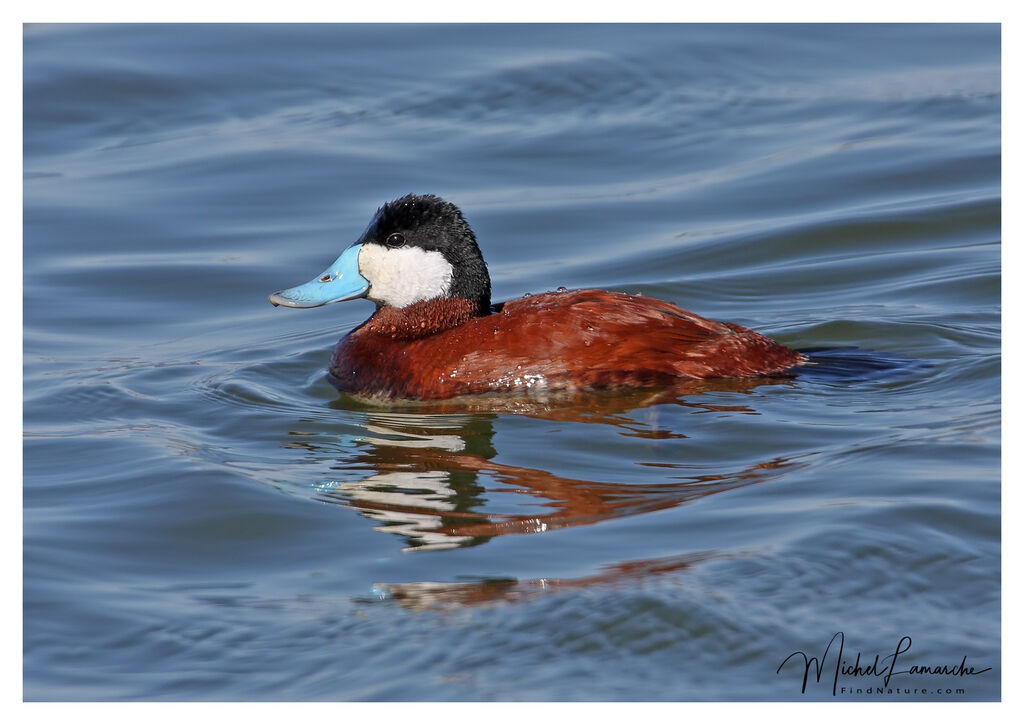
left=23, top=24, right=1000, bottom=701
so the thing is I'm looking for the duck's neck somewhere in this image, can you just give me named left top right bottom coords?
left=362, top=297, right=483, bottom=340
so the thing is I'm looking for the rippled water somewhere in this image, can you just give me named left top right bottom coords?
left=23, top=24, right=1000, bottom=701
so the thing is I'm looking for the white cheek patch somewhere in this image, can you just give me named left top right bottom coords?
left=358, top=244, right=454, bottom=308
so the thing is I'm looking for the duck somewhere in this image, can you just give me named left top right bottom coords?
left=269, top=194, right=805, bottom=401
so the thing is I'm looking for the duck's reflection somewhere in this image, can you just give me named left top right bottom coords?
left=286, top=378, right=799, bottom=553
left=370, top=551, right=717, bottom=610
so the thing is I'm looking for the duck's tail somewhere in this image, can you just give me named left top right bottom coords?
left=795, top=347, right=929, bottom=382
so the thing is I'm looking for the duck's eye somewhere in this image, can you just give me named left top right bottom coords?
left=386, top=233, right=406, bottom=248
left=319, top=274, right=332, bottom=282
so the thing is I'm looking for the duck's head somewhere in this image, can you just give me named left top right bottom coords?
left=269, top=194, right=491, bottom=315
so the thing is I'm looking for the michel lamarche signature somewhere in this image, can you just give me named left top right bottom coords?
left=777, top=632, right=992, bottom=696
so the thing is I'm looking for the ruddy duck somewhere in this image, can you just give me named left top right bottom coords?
left=269, top=194, right=805, bottom=400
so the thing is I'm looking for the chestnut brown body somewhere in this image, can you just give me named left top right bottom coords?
left=328, top=289, right=804, bottom=400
